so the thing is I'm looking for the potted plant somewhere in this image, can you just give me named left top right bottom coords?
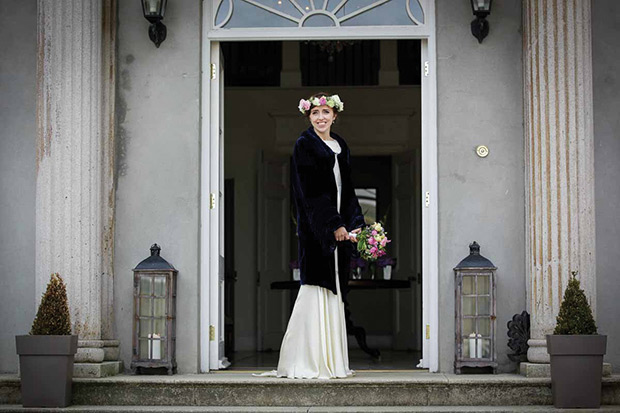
left=546, top=271, right=607, bottom=408
left=15, top=273, right=78, bottom=407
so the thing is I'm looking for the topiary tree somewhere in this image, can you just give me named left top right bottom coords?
left=553, top=271, right=597, bottom=335
left=30, top=273, right=72, bottom=335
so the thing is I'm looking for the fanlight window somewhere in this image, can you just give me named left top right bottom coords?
left=214, top=0, right=425, bottom=29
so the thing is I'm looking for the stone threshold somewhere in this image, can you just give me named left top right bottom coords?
left=2, top=373, right=620, bottom=407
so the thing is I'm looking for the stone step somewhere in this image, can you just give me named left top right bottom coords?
left=2, top=372, right=620, bottom=408
left=1, top=406, right=620, bottom=412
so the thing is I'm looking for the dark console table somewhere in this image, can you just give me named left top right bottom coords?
left=271, top=279, right=412, bottom=359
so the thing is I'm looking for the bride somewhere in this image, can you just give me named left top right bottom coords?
left=263, top=92, right=365, bottom=379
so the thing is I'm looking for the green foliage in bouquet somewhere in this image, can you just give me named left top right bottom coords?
left=30, top=273, right=72, bottom=335
left=553, top=271, right=597, bottom=335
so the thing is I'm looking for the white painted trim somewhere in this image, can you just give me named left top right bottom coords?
left=209, top=42, right=222, bottom=370
left=201, top=0, right=439, bottom=373
left=207, top=26, right=431, bottom=41
left=419, top=0, right=439, bottom=373
left=199, top=0, right=213, bottom=373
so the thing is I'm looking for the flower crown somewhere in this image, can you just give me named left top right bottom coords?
left=298, top=94, right=344, bottom=114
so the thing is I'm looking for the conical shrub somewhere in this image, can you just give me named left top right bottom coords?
left=553, top=271, right=597, bottom=335
left=30, top=273, right=72, bottom=335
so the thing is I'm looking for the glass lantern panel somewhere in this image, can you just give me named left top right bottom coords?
left=480, top=339, right=491, bottom=358
left=140, top=276, right=153, bottom=296
left=462, top=337, right=470, bottom=358
left=463, top=296, right=476, bottom=316
left=478, top=275, right=490, bottom=294
left=478, top=296, right=490, bottom=316
left=154, top=317, right=167, bottom=338
left=139, top=297, right=152, bottom=316
left=154, top=277, right=167, bottom=297
left=139, top=338, right=149, bottom=359
left=462, top=275, right=474, bottom=295
left=138, top=318, right=152, bottom=338
left=154, top=298, right=167, bottom=317
left=463, top=336, right=484, bottom=359
left=478, top=317, right=491, bottom=336
left=462, top=318, right=475, bottom=336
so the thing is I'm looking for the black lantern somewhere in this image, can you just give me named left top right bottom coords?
left=131, top=244, right=177, bottom=374
left=142, top=0, right=168, bottom=48
left=470, top=0, right=492, bottom=43
left=454, top=241, right=497, bottom=374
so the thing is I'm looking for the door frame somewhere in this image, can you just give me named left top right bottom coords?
left=200, top=0, right=439, bottom=373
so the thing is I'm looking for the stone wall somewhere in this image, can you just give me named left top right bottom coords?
left=436, top=0, right=525, bottom=373
left=115, top=0, right=201, bottom=373
left=592, top=0, right=620, bottom=373
left=0, top=0, right=37, bottom=373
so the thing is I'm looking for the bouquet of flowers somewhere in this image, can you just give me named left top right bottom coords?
left=353, top=222, right=391, bottom=262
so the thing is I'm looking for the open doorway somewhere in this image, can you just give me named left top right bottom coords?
left=221, top=40, right=423, bottom=370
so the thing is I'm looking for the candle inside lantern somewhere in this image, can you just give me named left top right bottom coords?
left=148, top=333, right=161, bottom=359
left=468, top=333, right=482, bottom=358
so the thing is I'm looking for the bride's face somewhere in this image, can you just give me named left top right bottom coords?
left=309, top=105, right=337, bottom=135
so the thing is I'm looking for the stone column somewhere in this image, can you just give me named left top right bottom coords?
left=36, top=0, right=120, bottom=377
left=522, top=0, right=596, bottom=367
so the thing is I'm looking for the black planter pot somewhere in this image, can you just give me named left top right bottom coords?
left=15, top=335, right=78, bottom=407
left=546, top=334, right=607, bottom=408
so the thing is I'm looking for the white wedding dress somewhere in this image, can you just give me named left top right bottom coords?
left=258, top=139, right=353, bottom=379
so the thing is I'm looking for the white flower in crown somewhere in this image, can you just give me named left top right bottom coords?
left=331, top=94, right=344, bottom=111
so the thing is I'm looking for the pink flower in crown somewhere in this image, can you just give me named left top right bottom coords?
left=299, top=99, right=311, bottom=113
left=370, top=246, right=377, bottom=254
left=380, top=238, right=387, bottom=247
left=372, top=230, right=378, bottom=236
left=319, top=96, right=327, bottom=106
left=368, top=237, right=376, bottom=245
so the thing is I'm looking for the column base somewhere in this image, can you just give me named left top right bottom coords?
left=526, top=339, right=550, bottom=363
left=74, top=361, right=123, bottom=378
left=520, top=362, right=612, bottom=378
left=74, top=339, right=122, bottom=378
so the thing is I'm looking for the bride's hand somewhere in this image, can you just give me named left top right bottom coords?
left=334, top=227, right=350, bottom=241
left=349, top=227, right=362, bottom=242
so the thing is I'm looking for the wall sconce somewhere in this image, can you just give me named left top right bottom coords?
left=142, top=0, right=168, bottom=48
left=470, top=0, right=492, bottom=44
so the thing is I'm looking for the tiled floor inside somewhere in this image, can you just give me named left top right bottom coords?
left=227, top=349, right=423, bottom=371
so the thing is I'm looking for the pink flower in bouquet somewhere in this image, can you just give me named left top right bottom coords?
left=356, top=222, right=391, bottom=262
left=319, top=96, right=327, bottom=105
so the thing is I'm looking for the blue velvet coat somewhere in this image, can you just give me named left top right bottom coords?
left=291, top=127, right=365, bottom=299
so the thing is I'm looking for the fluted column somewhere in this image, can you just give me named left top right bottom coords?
left=523, top=0, right=596, bottom=363
left=36, top=0, right=119, bottom=376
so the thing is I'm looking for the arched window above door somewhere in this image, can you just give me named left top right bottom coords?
left=213, top=0, right=426, bottom=32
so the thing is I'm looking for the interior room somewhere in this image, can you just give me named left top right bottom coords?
left=222, top=40, right=423, bottom=370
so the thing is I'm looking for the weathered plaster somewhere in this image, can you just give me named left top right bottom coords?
left=592, top=0, right=620, bottom=373
left=436, top=0, right=525, bottom=373
left=0, top=0, right=37, bottom=373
